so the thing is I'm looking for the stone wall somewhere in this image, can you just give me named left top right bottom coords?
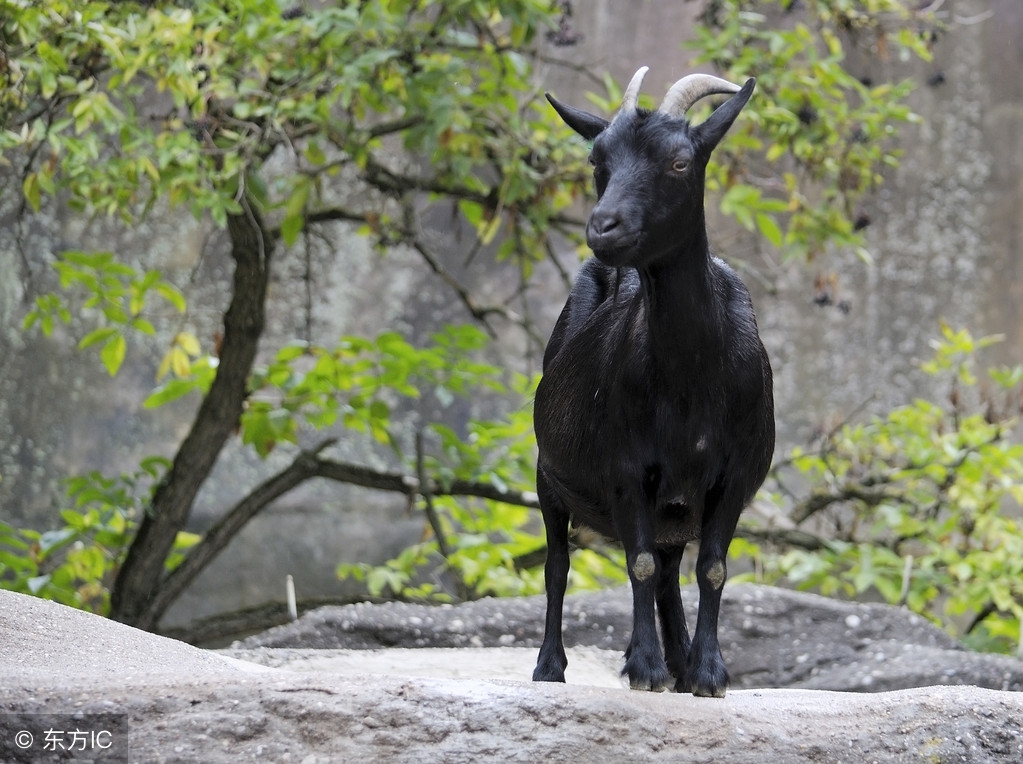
left=1, top=0, right=1019, bottom=627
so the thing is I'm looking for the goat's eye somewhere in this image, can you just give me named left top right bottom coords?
left=671, top=159, right=689, bottom=174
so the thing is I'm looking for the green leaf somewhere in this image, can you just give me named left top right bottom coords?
left=304, top=141, right=326, bottom=166
left=100, top=334, right=127, bottom=376
left=132, top=318, right=156, bottom=336
left=756, top=213, right=784, bottom=248
left=78, top=327, right=118, bottom=350
left=281, top=213, right=304, bottom=246
left=368, top=399, right=390, bottom=421
left=281, top=175, right=313, bottom=246
left=155, top=283, right=187, bottom=313
left=143, top=379, right=198, bottom=408
left=275, top=343, right=309, bottom=362
left=23, top=173, right=42, bottom=212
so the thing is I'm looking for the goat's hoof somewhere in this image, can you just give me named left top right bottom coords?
left=533, top=677, right=567, bottom=684
left=532, top=671, right=566, bottom=683
left=682, top=669, right=729, bottom=697
left=684, top=649, right=729, bottom=697
left=532, top=665, right=567, bottom=683
left=623, top=657, right=671, bottom=692
left=691, top=682, right=728, bottom=698
left=629, top=675, right=669, bottom=692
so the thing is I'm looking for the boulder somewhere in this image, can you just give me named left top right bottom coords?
left=3, top=586, right=1023, bottom=763
left=237, top=583, right=1023, bottom=693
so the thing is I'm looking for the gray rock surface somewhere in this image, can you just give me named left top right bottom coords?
left=3, top=585, right=1023, bottom=762
left=237, top=583, right=1023, bottom=693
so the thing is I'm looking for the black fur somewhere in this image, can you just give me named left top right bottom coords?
left=532, top=77, right=774, bottom=696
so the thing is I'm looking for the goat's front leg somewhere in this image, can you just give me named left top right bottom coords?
left=619, top=504, right=671, bottom=691
left=532, top=466, right=571, bottom=683
left=683, top=487, right=741, bottom=697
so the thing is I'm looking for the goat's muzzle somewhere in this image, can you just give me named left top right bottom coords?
left=586, top=210, right=640, bottom=266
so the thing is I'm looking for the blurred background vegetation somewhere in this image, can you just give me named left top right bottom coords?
left=2, top=0, right=1021, bottom=655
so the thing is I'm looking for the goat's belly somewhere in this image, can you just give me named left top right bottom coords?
left=566, top=501, right=617, bottom=540
left=568, top=500, right=703, bottom=548
left=653, top=502, right=702, bottom=545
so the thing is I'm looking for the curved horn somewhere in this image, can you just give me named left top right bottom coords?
left=658, top=73, right=742, bottom=117
left=613, top=66, right=649, bottom=120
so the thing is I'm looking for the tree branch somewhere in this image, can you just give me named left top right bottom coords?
left=365, top=115, right=427, bottom=139
left=410, top=238, right=509, bottom=336
left=142, top=446, right=540, bottom=628
left=308, top=456, right=540, bottom=508
left=735, top=524, right=834, bottom=552
left=416, top=430, right=452, bottom=558
left=790, top=485, right=899, bottom=525
left=142, top=439, right=337, bottom=628
left=362, top=154, right=492, bottom=206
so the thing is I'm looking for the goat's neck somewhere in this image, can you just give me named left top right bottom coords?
left=638, top=235, right=722, bottom=369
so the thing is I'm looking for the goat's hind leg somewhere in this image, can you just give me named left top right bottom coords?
left=532, top=466, right=571, bottom=683
left=655, top=546, right=691, bottom=685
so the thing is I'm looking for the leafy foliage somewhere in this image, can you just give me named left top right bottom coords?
left=240, top=325, right=508, bottom=457
left=692, top=0, right=939, bottom=260
left=2, top=0, right=591, bottom=619
left=339, top=377, right=629, bottom=601
left=2, top=0, right=590, bottom=287
left=5, top=0, right=1013, bottom=652
left=23, top=251, right=186, bottom=375
left=744, top=325, right=1023, bottom=653
left=235, top=321, right=628, bottom=601
left=0, top=458, right=198, bottom=612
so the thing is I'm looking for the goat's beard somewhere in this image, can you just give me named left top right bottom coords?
left=590, top=238, right=642, bottom=268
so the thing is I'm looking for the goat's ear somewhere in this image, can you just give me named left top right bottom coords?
left=546, top=93, right=610, bottom=141
left=692, top=77, right=756, bottom=156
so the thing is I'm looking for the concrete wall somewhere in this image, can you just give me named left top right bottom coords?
left=1, top=0, right=1019, bottom=627
left=536, top=0, right=1021, bottom=435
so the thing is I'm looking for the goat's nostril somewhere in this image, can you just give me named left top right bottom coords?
left=590, top=212, right=620, bottom=236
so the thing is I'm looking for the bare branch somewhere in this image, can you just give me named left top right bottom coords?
left=309, top=455, right=540, bottom=508
left=142, top=439, right=337, bottom=627
left=302, top=205, right=371, bottom=228
left=735, top=524, right=835, bottom=552
left=143, top=438, right=540, bottom=627
left=416, top=430, right=452, bottom=559
left=362, top=154, right=492, bottom=206
left=410, top=238, right=507, bottom=336
left=366, top=115, right=427, bottom=139
left=790, top=485, right=899, bottom=525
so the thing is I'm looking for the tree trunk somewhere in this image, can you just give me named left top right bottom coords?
left=109, top=199, right=273, bottom=630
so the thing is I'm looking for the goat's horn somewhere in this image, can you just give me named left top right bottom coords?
left=615, top=66, right=649, bottom=118
left=658, top=73, right=742, bottom=117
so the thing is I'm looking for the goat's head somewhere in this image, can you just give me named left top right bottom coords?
left=547, top=68, right=755, bottom=268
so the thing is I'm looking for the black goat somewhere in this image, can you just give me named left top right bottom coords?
left=532, top=68, right=775, bottom=697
